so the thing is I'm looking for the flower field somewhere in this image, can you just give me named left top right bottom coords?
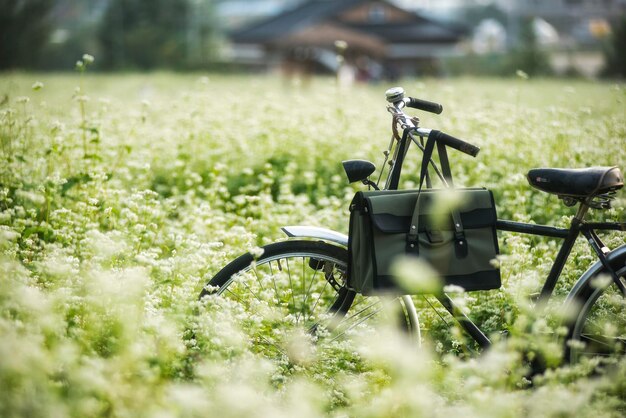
left=0, top=71, right=625, bottom=417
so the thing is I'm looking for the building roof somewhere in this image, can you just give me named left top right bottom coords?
left=347, top=21, right=463, bottom=43
left=231, top=0, right=466, bottom=45
left=273, top=22, right=387, bottom=55
left=231, top=0, right=364, bottom=43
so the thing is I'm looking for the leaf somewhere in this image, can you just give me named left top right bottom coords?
left=84, top=153, right=102, bottom=161
left=61, top=173, right=92, bottom=195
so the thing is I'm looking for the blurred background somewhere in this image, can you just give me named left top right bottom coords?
left=1, top=0, right=625, bottom=78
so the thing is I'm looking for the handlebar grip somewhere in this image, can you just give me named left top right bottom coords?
left=406, top=97, right=443, bottom=114
left=431, top=130, right=480, bottom=157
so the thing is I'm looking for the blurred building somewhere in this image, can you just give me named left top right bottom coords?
left=492, top=0, right=624, bottom=76
left=397, top=0, right=625, bottom=76
left=497, top=0, right=623, bottom=45
left=224, top=0, right=468, bottom=78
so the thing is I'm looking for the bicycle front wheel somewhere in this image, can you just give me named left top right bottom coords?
left=200, top=240, right=418, bottom=359
left=565, top=249, right=626, bottom=367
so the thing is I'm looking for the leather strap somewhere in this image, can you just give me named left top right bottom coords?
left=406, top=130, right=467, bottom=257
left=388, top=128, right=411, bottom=191
left=451, top=209, right=468, bottom=258
left=406, top=192, right=422, bottom=254
left=406, top=131, right=437, bottom=254
left=417, top=131, right=437, bottom=192
left=437, top=140, right=453, bottom=187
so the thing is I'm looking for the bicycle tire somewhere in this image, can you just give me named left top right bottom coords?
left=565, top=246, right=626, bottom=366
left=200, top=240, right=419, bottom=358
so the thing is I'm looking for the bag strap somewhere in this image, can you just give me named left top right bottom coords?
left=406, top=131, right=437, bottom=254
left=388, top=128, right=411, bottom=191
left=451, top=207, right=468, bottom=258
left=417, top=131, right=437, bottom=192
left=432, top=132, right=467, bottom=256
left=406, top=131, right=468, bottom=257
left=437, top=140, right=453, bottom=187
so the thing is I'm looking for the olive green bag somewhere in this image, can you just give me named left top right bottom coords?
left=347, top=187, right=501, bottom=295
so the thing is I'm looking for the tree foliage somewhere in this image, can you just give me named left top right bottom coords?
left=0, top=0, right=54, bottom=70
left=602, top=16, right=626, bottom=79
left=98, top=0, right=189, bottom=70
left=507, top=17, right=552, bottom=76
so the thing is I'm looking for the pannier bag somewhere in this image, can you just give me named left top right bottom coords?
left=348, top=188, right=501, bottom=295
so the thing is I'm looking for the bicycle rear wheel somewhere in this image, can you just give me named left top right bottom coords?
left=200, top=240, right=418, bottom=359
left=565, top=249, right=626, bottom=367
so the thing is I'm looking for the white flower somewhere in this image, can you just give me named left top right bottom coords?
left=247, top=247, right=264, bottom=261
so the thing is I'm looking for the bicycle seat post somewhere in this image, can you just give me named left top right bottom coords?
left=572, top=200, right=590, bottom=222
left=536, top=200, right=590, bottom=308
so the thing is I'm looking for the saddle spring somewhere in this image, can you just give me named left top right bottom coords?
left=560, top=191, right=616, bottom=209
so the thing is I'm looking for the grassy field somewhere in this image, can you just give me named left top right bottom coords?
left=0, top=71, right=625, bottom=417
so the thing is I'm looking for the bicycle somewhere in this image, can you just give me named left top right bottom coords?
left=199, top=86, right=625, bottom=367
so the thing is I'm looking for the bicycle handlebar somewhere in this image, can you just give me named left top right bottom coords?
left=405, top=97, right=443, bottom=114
left=385, top=86, right=443, bottom=114
left=429, top=130, right=480, bottom=157
left=385, top=86, right=480, bottom=158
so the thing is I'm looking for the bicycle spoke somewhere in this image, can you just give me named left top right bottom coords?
left=286, top=257, right=296, bottom=317
left=223, top=287, right=271, bottom=320
left=226, top=272, right=263, bottom=304
left=301, top=257, right=306, bottom=322
left=251, top=334, right=288, bottom=357
left=296, top=260, right=321, bottom=324
left=252, top=265, right=265, bottom=292
left=309, top=279, right=331, bottom=320
left=328, top=298, right=389, bottom=338
left=421, top=294, right=451, bottom=327
left=270, top=261, right=280, bottom=305
left=342, top=298, right=383, bottom=324
left=579, top=334, right=626, bottom=352
left=221, top=291, right=288, bottom=352
left=329, top=303, right=388, bottom=343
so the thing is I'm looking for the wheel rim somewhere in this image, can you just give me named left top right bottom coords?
left=569, top=265, right=626, bottom=365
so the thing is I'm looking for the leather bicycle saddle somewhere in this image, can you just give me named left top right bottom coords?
left=527, top=166, right=624, bottom=198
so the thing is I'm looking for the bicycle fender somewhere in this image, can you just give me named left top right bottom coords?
left=564, top=244, right=626, bottom=305
left=281, top=226, right=348, bottom=247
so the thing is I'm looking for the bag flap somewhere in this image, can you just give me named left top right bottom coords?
left=362, top=189, right=497, bottom=233
left=370, top=213, right=411, bottom=233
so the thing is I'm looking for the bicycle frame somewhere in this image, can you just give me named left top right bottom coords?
left=444, top=216, right=625, bottom=349
left=498, top=218, right=626, bottom=302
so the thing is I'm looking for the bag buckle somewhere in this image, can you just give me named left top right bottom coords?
left=454, top=231, right=468, bottom=258
left=450, top=208, right=468, bottom=258
left=406, top=225, right=419, bottom=254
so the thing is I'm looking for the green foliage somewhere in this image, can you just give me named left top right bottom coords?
left=602, top=16, right=626, bottom=79
left=99, top=0, right=190, bottom=70
left=0, top=0, right=54, bottom=69
left=460, top=3, right=507, bottom=27
left=39, top=14, right=100, bottom=71
left=507, top=18, right=553, bottom=77
left=0, top=72, right=625, bottom=416
left=444, top=17, right=555, bottom=78
left=442, top=53, right=511, bottom=77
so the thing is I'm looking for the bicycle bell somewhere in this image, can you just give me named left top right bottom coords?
left=385, top=87, right=405, bottom=104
